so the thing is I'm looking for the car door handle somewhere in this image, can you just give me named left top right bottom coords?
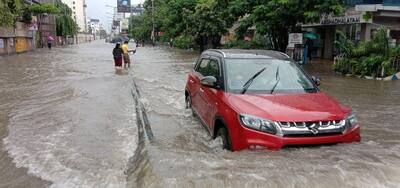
left=200, top=88, right=204, bottom=92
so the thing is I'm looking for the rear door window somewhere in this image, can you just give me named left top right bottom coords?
left=195, top=58, right=210, bottom=76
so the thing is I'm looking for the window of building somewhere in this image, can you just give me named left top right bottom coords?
left=73, top=1, right=75, bottom=4
left=73, top=6, right=75, bottom=9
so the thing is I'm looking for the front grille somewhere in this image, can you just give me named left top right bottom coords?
left=279, top=120, right=342, bottom=128
left=278, top=120, right=346, bottom=136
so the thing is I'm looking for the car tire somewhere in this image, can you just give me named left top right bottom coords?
left=217, top=127, right=232, bottom=151
left=185, top=93, right=195, bottom=117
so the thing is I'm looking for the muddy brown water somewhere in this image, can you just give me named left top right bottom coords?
left=0, top=42, right=138, bottom=187
left=1, top=42, right=400, bottom=188
left=131, top=47, right=400, bottom=188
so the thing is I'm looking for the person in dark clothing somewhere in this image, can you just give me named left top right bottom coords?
left=305, top=38, right=313, bottom=61
left=112, top=43, right=123, bottom=69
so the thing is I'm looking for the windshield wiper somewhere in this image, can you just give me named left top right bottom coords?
left=270, top=66, right=280, bottom=94
left=240, top=67, right=267, bottom=94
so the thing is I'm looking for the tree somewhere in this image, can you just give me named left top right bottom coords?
left=0, top=0, right=24, bottom=27
left=54, top=0, right=78, bottom=37
left=234, top=0, right=345, bottom=52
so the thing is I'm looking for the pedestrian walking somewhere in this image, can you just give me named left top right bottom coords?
left=121, top=41, right=136, bottom=69
left=112, top=43, right=124, bottom=69
left=47, top=35, right=54, bottom=50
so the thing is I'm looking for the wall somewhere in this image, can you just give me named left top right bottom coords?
left=75, top=33, right=94, bottom=44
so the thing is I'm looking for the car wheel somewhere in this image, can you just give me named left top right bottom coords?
left=185, top=93, right=195, bottom=116
left=217, top=127, right=232, bottom=151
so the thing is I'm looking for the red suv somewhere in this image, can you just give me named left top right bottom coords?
left=185, top=49, right=361, bottom=151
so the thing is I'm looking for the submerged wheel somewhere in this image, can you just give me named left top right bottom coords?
left=185, top=93, right=195, bottom=116
left=217, top=127, right=232, bottom=151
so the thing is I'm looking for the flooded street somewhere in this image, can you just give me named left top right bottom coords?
left=0, top=42, right=400, bottom=188
left=0, top=41, right=137, bottom=187
left=131, top=47, right=400, bottom=187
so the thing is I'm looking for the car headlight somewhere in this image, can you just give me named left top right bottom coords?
left=239, top=114, right=277, bottom=135
left=346, top=112, right=359, bottom=129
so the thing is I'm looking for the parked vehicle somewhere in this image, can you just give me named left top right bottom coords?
left=185, top=49, right=361, bottom=151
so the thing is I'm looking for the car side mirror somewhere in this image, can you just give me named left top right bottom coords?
left=201, top=76, right=218, bottom=88
left=312, top=76, right=321, bottom=86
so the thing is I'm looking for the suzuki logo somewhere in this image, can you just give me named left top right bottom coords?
left=308, top=123, right=319, bottom=135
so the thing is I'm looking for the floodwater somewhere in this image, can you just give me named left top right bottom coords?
left=1, top=41, right=400, bottom=188
left=130, top=47, right=400, bottom=188
left=0, top=41, right=138, bottom=187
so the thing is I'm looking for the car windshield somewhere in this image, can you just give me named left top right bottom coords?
left=225, top=58, right=317, bottom=94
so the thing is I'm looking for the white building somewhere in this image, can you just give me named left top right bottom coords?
left=61, top=0, right=87, bottom=32
left=88, top=19, right=101, bottom=34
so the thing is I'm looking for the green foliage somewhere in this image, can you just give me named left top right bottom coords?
left=130, top=0, right=344, bottom=51
left=129, top=14, right=152, bottom=42
left=55, top=0, right=77, bottom=36
left=235, top=0, right=345, bottom=52
left=172, top=34, right=193, bottom=49
left=333, top=27, right=399, bottom=78
left=29, top=3, right=59, bottom=15
left=0, top=0, right=24, bottom=27
left=363, top=12, right=372, bottom=21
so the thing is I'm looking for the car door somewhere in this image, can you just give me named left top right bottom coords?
left=189, top=57, right=210, bottom=119
left=200, top=57, right=223, bottom=129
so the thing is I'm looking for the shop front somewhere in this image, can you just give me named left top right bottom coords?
left=302, top=9, right=371, bottom=59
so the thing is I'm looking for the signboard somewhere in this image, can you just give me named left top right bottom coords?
left=303, top=11, right=371, bottom=27
left=117, top=0, right=131, bottom=13
left=121, top=19, right=129, bottom=30
left=319, top=13, right=366, bottom=25
left=288, top=33, right=303, bottom=45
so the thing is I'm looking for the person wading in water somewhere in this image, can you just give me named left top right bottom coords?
left=121, top=41, right=136, bottom=69
left=112, top=43, right=123, bottom=70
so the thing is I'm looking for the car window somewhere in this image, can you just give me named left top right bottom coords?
left=207, top=59, right=220, bottom=80
left=195, top=58, right=210, bottom=76
left=225, top=58, right=317, bottom=94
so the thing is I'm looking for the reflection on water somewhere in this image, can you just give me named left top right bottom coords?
left=131, top=47, right=400, bottom=187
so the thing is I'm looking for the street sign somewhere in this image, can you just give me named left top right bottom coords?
left=117, top=0, right=131, bottom=13
left=288, top=33, right=303, bottom=45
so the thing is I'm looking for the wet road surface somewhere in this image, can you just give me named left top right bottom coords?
left=1, top=42, right=400, bottom=188
left=131, top=47, right=400, bottom=187
left=0, top=41, right=137, bottom=187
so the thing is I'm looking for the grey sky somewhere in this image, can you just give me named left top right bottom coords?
left=86, top=0, right=144, bottom=32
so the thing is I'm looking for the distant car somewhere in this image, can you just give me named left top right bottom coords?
left=185, top=49, right=361, bottom=151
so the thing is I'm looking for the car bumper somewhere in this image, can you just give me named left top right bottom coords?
left=235, top=125, right=361, bottom=151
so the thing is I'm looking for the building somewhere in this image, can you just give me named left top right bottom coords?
left=1, top=0, right=55, bottom=55
left=88, top=19, right=101, bottom=34
left=61, top=0, right=87, bottom=32
left=303, top=0, right=400, bottom=59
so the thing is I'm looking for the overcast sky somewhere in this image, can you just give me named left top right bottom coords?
left=86, top=0, right=144, bottom=32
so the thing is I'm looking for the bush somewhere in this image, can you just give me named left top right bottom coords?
left=172, top=34, right=194, bottom=49
left=334, top=26, right=399, bottom=78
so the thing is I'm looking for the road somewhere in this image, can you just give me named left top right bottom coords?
left=0, top=41, right=137, bottom=187
left=1, top=41, right=400, bottom=188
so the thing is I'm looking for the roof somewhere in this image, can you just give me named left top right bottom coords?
left=204, top=49, right=291, bottom=60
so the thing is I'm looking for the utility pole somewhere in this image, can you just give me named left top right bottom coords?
left=151, top=0, right=155, bottom=45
